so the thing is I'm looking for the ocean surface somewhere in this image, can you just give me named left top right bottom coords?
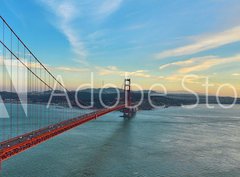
left=1, top=105, right=240, bottom=177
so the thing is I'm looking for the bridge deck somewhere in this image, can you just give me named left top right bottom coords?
left=0, top=105, right=125, bottom=161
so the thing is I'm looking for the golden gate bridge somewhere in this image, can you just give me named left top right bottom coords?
left=0, top=16, right=136, bottom=167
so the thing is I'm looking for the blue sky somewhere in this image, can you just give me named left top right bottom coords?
left=1, top=0, right=240, bottom=95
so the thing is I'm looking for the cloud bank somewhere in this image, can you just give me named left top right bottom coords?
left=155, top=26, right=240, bottom=59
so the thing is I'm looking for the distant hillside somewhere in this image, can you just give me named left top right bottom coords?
left=0, top=88, right=239, bottom=110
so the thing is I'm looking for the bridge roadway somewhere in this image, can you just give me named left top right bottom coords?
left=0, top=104, right=125, bottom=161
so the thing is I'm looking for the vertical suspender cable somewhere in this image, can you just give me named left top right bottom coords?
left=10, top=31, right=13, bottom=139
left=17, top=39, right=19, bottom=136
left=1, top=20, right=5, bottom=141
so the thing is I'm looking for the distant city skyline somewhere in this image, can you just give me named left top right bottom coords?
left=0, top=0, right=240, bottom=96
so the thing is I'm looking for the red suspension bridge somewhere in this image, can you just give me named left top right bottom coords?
left=0, top=16, right=135, bottom=165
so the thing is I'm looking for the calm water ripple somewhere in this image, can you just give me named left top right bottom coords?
left=2, top=105, right=240, bottom=177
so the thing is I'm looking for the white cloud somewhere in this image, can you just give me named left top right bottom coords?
left=40, top=0, right=87, bottom=64
left=179, top=55, right=240, bottom=74
left=97, top=0, right=123, bottom=20
left=96, top=66, right=163, bottom=79
left=159, top=55, right=240, bottom=74
left=39, top=0, right=124, bottom=65
left=163, top=74, right=206, bottom=84
left=159, top=59, right=196, bottom=70
left=0, top=57, right=89, bottom=74
left=53, top=66, right=89, bottom=73
left=155, top=26, right=240, bottom=59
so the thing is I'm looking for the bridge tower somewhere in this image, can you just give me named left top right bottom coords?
left=124, top=78, right=131, bottom=107
left=123, top=78, right=137, bottom=118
